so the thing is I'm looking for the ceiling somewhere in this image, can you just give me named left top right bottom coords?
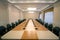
left=7, top=0, right=58, bottom=12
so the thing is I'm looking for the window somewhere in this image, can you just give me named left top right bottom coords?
left=40, top=13, right=43, bottom=21
left=44, top=12, right=53, bottom=24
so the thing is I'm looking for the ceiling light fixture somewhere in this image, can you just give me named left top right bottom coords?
left=27, top=7, right=36, bottom=11
left=28, top=11, right=34, bottom=13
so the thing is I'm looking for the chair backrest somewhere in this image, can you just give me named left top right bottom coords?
left=6, top=24, right=12, bottom=31
left=0, top=26, right=6, bottom=36
left=36, top=19, right=44, bottom=25
left=20, top=19, right=26, bottom=23
left=48, top=24, right=53, bottom=31
left=15, top=22, right=18, bottom=26
left=11, top=23, right=15, bottom=28
left=44, top=23, right=48, bottom=28
left=7, top=24, right=12, bottom=28
left=18, top=19, right=20, bottom=24
left=53, top=27, right=60, bottom=36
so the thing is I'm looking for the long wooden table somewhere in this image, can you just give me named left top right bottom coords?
left=22, top=20, right=38, bottom=39
left=33, top=20, right=48, bottom=31
left=12, top=20, right=28, bottom=31
left=1, top=19, right=59, bottom=40
left=33, top=20, right=59, bottom=39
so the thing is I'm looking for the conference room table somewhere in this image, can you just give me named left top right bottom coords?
left=1, top=19, right=59, bottom=40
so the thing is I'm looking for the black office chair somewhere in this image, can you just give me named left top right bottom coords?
left=36, top=19, right=44, bottom=25
left=44, top=23, right=48, bottom=28
left=48, top=24, right=53, bottom=31
left=53, top=27, right=60, bottom=36
left=21, top=19, right=24, bottom=23
left=20, top=19, right=25, bottom=23
left=23, top=19, right=26, bottom=21
left=6, top=24, right=12, bottom=32
left=0, top=26, right=6, bottom=36
left=18, top=19, right=21, bottom=24
left=39, top=20, right=44, bottom=25
left=15, top=22, right=19, bottom=26
left=11, top=23, right=15, bottom=28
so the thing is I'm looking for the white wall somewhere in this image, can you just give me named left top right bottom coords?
left=53, top=1, right=60, bottom=27
left=23, top=11, right=39, bottom=19
left=19, top=10, right=24, bottom=20
left=0, top=0, right=23, bottom=27
left=0, top=0, right=9, bottom=27
left=8, top=4, right=20, bottom=24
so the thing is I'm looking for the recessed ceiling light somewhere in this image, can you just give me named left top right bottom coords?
left=28, top=11, right=34, bottom=13
left=27, top=7, right=37, bottom=11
